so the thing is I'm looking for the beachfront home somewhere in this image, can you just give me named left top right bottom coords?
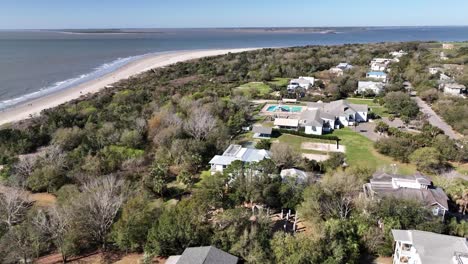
left=252, top=125, right=273, bottom=139
left=287, top=77, right=315, bottom=91
left=274, top=118, right=299, bottom=130
left=357, top=81, right=385, bottom=95
left=280, top=168, right=309, bottom=184
left=209, top=144, right=270, bottom=174
left=306, top=100, right=368, bottom=128
left=442, top=83, right=466, bottom=97
left=391, top=229, right=468, bottom=264
left=363, top=172, right=449, bottom=217
left=370, top=58, right=392, bottom=71
left=166, top=246, right=239, bottom=264
left=366, top=71, right=387, bottom=82
left=299, top=109, right=335, bottom=135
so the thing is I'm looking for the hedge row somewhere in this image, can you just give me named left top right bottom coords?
left=273, top=128, right=340, bottom=141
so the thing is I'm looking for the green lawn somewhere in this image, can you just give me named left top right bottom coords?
left=272, top=129, right=416, bottom=175
left=236, top=82, right=272, bottom=97
left=268, top=77, right=289, bottom=87
left=346, top=98, right=390, bottom=117
left=331, top=128, right=416, bottom=175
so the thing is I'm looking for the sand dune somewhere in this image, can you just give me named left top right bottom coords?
left=0, top=48, right=258, bottom=126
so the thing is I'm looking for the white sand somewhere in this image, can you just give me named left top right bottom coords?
left=0, top=48, right=258, bottom=126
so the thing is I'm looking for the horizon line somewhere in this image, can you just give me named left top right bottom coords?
left=2, top=25, right=468, bottom=31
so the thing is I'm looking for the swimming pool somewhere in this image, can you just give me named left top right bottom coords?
left=266, top=105, right=303, bottom=112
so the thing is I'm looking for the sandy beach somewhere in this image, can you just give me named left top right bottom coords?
left=0, top=48, right=258, bottom=126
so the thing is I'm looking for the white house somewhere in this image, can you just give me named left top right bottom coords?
left=336, top=62, right=353, bottom=70
left=363, top=172, right=449, bottom=217
left=370, top=62, right=388, bottom=72
left=391, top=229, right=468, bottom=264
left=209, top=144, right=270, bottom=174
left=390, top=50, right=408, bottom=58
left=274, top=118, right=299, bottom=130
left=329, top=67, right=344, bottom=76
left=357, top=81, right=385, bottom=95
left=280, top=168, right=309, bottom=184
left=299, top=109, right=335, bottom=135
left=287, top=76, right=314, bottom=90
left=442, top=83, right=466, bottom=97
left=366, top=71, right=388, bottom=82
left=306, top=100, right=368, bottom=129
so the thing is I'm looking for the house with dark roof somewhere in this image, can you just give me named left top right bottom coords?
left=391, top=229, right=468, bottom=264
left=363, top=172, right=449, bottom=217
left=166, top=246, right=239, bottom=264
left=252, top=125, right=272, bottom=139
left=208, top=144, right=270, bottom=174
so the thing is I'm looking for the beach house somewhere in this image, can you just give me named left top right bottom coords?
left=208, top=144, right=270, bottom=174
left=274, top=118, right=299, bottom=130
left=287, top=76, right=315, bottom=91
left=442, top=82, right=466, bottom=97
left=280, top=168, right=309, bottom=184
left=299, top=109, right=335, bottom=135
left=252, top=125, right=273, bottom=139
left=391, top=229, right=468, bottom=264
left=166, top=246, right=239, bottom=264
left=366, top=71, right=387, bottom=82
left=329, top=67, right=344, bottom=76
left=306, top=100, right=368, bottom=128
left=357, top=81, right=385, bottom=95
left=363, top=172, right=449, bottom=217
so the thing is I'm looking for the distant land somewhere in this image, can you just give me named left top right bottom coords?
left=48, top=27, right=372, bottom=34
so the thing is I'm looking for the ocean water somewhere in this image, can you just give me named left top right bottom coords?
left=1, top=27, right=468, bottom=109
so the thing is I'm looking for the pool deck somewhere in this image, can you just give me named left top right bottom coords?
left=260, top=103, right=306, bottom=118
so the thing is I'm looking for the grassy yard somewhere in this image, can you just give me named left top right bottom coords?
left=346, top=98, right=390, bottom=117
left=331, top=128, right=416, bottom=175
left=268, top=77, right=289, bottom=87
left=236, top=82, right=272, bottom=97
left=275, top=134, right=331, bottom=155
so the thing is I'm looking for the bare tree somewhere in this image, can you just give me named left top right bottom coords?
left=0, top=187, right=31, bottom=228
left=270, top=143, right=301, bottom=168
left=184, top=108, right=217, bottom=140
left=33, top=206, right=74, bottom=263
left=11, top=155, right=37, bottom=186
left=78, top=175, right=125, bottom=250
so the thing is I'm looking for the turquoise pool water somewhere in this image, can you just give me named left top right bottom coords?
left=266, top=105, right=302, bottom=112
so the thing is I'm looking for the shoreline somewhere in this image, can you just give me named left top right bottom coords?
left=0, top=48, right=259, bottom=126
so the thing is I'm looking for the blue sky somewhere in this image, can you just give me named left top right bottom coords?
left=1, top=0, right=468, bottom=29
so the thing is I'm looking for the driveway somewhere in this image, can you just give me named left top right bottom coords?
left=413, top=97, right=461, bottom=140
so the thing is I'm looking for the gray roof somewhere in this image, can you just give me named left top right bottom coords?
left=368, top=172, right=448, bottom=210
left=176, top=246, right=238, bottom=264
left=300, top=109, right=324, bottom=127
left=306, top=100, right=368, bottom=118
left=252, top=125, right=272, bottom=135
left=392, top=230, right=468, bottom=264
left=209, top=145, right=270, bottom=166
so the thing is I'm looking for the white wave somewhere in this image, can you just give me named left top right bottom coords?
left=0, top=54, right=147, bottom=110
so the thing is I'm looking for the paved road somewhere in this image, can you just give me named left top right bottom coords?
left=413, top=97, right=461, bottom=140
